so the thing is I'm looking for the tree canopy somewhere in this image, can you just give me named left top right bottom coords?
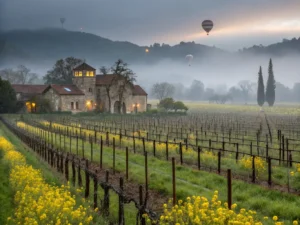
left=0, top=77, right=17, bottom=113
left=0, top=65, right=38, bottom=84
left=151, top=82, right=175, bottom=101
left=43, top=57, right=83, bottom=84
left=257, top=66, right=265, bottom=107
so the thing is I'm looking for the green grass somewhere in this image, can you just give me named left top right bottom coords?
left=16, top=121, right=300, bottom=224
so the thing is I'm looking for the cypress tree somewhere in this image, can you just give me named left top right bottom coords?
left=257, top=66, right=265, bottom=107
left=266, top=58, right=276, bottom=106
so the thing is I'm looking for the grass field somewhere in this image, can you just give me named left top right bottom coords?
left=148, top=100, right=300, bottom=115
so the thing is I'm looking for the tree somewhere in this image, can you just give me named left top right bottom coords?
left=292, top=83, right=300, bottom=102
left=17, top=65, right=38, bottom=84
left=173, top=101, right=188, bottom=112
left=44, top=57, right=83, bottom=84
left=266, top=58, right=276, bottom=106
left=0, top=66, right=38, bottom=84
left=111, top=59, right=136, bottom=114
left=0, top=77, right=17, bottom=113
left=0, top=68, right=20, bottom=83
left=186, top=80, right=204, bottom=101
left=257, top=66, right=265, bottom=107
left=158, top=98, right=174, bottom=111
left=99, top=66, right=116, bottom=113
left=151, top=82, right=175, bottom=101
left=239, top=80, right=254, bottom=104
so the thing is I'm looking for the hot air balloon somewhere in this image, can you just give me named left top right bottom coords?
left=185, top=54, right=193, bottom=66
left=202, top=20, right=213, bottom=35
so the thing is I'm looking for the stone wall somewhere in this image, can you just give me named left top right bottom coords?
left=60, top=95, right=86, bottom=112
left=73, top=76, right=96, bottom=111
left=43, top=89, right=61, bottom=111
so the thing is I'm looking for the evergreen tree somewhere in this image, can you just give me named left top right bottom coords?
left=257, top=66, right=265, bottom=107
left=0, top=77, right=17, bottom=113
left=266, top=58, right=276, bottom=106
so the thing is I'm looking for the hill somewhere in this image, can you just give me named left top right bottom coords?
left=0, top=28, right=225, bottom=66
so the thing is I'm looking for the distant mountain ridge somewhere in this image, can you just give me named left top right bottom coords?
left=0, top=28, right=300, bottom=66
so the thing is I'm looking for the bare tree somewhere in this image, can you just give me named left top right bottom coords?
left=0, top=68, right=20, bottom=83
left=0, top=66, right=38, bottom=84
left=99, top=66, right=117, bottom=113
left=151, top=82, right=175, bottom=101
left=17, top=65, right=38, bottom=84
left=111, top=59, right=136, bottom=114
left=239, top=80, right=255, bottom=104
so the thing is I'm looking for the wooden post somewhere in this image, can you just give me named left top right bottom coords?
left=139, top=185, right=145, bottom=225
left=172, top=157, right=176, bottom=206
left=227, top=169, right=232, bottom=209
left=166, top=141, right=169, bottom=161
left=153, top=140, right=156, bottom=157
left=103, top=170, right=110, bottom=216
left=218, top=151, right=221, bottom=174
left=85, top=160, right=90, bottom=198
left=144, top=152, right=148, bottom=194
left=72, top=157, right=76, bottom=186
left=197, top=147, right=201, bottom=170
left=268, top=157, right=272, bottom=186
left=118, top=177, right=125, bottom=225
left=126, top=147, right=129, bottom=180
left=113, top=138, right=116, bottom=175
left=252, top=156, right=256, bottom=183
left=179, top=142, right=183, bottom=165
left=100, top=138, right=103, bottom=169
left=93, top=175, right=98, bottom=209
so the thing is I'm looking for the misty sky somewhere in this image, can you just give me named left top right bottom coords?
left=1, top=0, right=300, bottom=50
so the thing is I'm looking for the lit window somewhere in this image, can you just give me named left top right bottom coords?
left=75, top=71, right=78, bottom=76
left=78, top=71, right=82, bottom=76
left=90, top=71, right=94, bottom=76
left=86, top=71, right=90, bottom=76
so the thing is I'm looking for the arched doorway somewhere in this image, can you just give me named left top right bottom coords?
left=114, top=101, right=121, bottom=114
left=122, top=102, right=126, bottom=114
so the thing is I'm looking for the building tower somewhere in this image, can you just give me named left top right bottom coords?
left=72, top=62, right=96, bottom=111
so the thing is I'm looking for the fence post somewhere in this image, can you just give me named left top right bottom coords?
left=218, top=151, right=221, bottom=174
left=268, top=157, right=272, bottom=186
left=166, top=141, right=169, bottom=161
left=126, top=147, right=129, bottom=180
left=139, top=185, right=146, bottom=225
left=179, top=142, right=183, bottom=165
left=100, top=138, right=103, bottom=169
left=85, top=160, right=90, bottom=198
left=113, top=138, right=116, bottom=175
left=94, top=175, right=98, bottom=209
left=72, top=156, right=76, bottom=186
left=118, top=177, right=125, bottom=225
left=197, top=147, right=201, bottom=170
left=227, top=169, right=232, bottom=209
left=65, top=153, right=69, bottom=181
left=252, top=156, right=256, bottom=183
left=172, top=157, right=176, bottom=206
left=103, top=170, right=110, bottom=216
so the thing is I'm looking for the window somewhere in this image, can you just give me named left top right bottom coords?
left=89, top=88, right=93, bottom=93
left=64, top=87, right=71, bottom=92
left=78, top=71, right=83, bottom=77
left=86, top=71, right=90, bottom=77
left=90, top=71, right=94, bottom=76
left=71, top=102, right=74, bottom=110
left=76, top=102, right=79, bottom=110
left=75, top=71, right=78, bottom=76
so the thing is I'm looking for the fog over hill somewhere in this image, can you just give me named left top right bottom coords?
left=0, top=28, right=299, bottom=91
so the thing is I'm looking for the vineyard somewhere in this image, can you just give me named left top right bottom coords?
left=1, top=109, right=300, bottom=224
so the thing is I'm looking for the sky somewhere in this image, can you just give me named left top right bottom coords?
left=1, top=0, right=300, bottom=51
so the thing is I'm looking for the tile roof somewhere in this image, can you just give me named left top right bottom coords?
left=46, top=84, right=84, bottom=95
left=73, top=62, right=96, bottom=71
left=133, top=85, right=147, bottom=96
left=12, top=84, right=49, bottom=94
left=96, top=74, right=121, bottom=85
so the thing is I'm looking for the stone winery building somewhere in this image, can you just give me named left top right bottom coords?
left=12, top=62, right=148, bottom=113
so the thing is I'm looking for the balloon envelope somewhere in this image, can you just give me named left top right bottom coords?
left=185, top=54, right=193, bottom=65
left=202, top=20, right=213, bottom=35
